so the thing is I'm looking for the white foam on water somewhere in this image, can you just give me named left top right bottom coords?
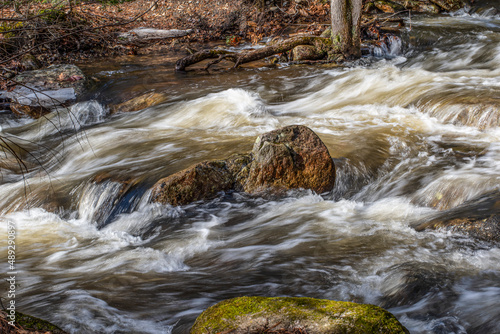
left=145, top=88, right=280, bottom=137
left=57, top=289, right=173, bottom=334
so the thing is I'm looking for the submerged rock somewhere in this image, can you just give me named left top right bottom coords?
left=150, top=125, right=335, bottom=206
left=110, top=91, right=169, bottom=114
left=418, top=214, right=500, bottom=243
left=415, top=190, right=500, bottom=243
left=190, top=296, right=409, bottom=334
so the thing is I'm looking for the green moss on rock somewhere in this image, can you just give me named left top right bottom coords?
left=15, top=311, right=67, bottom=333
left=190, top=296, right=409, bottom=334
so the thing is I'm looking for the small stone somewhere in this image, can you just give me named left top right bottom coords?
left=10, top=102, right=51, bottom=119
left=110, top=91, right=168, bottom=114
left=292, top=45, right=323, bottom=61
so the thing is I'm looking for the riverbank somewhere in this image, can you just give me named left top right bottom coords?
left=1, top=0, right=468, bottom=75
left=0, top=3, right=499, bottom=333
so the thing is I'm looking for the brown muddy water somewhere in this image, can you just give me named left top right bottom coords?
left=1, top=5, right=500, bottom=334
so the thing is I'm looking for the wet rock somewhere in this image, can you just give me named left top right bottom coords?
left=419, top=215, right=500, bottom=243
left=2, top=64, right=87, bottom=117
left=150, top=155, right=252, bottom=206
left=110, top=91, right=168, bottom=114
left=150, top=125, right=335, bottom=206
left=10, top=102, right=51, bottom=119
left=243, top=125, right=335, bottom=194
left=292, top=45, right=323, bottom=61
left=150, top=160, right=237, bottom=206
left=415, top=190, right=500, bottom=243
left=1, top=310, right=68, bottom=333
left=190, top=296, right=409, bottom=334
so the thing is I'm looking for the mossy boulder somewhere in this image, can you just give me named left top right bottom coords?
left=0, top=310, right=67, bottom=333
left=190, top=296, right=409, bottom=334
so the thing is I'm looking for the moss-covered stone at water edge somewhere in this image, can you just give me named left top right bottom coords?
left=190, top=296, right=409, bottom=334
left=13, top=311, right=67, bottom=333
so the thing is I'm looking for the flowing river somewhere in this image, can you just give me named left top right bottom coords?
left=1, top=4, right=500, bottom=334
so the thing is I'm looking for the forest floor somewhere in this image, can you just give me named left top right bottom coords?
left=1, top=0, right=334, bottom=71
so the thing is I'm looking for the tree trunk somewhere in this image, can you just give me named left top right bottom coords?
left=330, top=0, right=362, bottom=59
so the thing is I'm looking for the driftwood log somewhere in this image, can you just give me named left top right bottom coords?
left=175, top=36, right=336, bottom=72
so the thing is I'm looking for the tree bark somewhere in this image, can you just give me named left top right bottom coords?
left=330, top=0, right=363, bottom=58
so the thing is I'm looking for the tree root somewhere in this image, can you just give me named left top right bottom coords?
left=175, top=36, right=335, bottom=72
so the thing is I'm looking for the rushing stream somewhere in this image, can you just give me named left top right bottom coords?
left=1, top=4, right=500, bottom=334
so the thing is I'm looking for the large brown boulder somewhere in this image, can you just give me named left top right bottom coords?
left=150, top=125, right=335, bottom=206
left=243, top=125, right=335, bottom=194
left=150, top=160, right=241, bottom=206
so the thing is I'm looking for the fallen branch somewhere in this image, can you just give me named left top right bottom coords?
left=175, top=36, right=334, bottom=72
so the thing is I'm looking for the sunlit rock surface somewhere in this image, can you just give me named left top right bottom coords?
left=190, top=296, right=409, bottom=334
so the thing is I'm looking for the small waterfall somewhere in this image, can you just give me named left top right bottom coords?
left=77, top=175, right=145, bottom=228
left=422, top=98, right=500, bottom=130
left=370, top=35, right=403, bottom=58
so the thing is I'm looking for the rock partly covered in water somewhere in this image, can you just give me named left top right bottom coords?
left=243, top=125, right=335, bottom=194
left=150, top=125, right=335, bottom=206
left=415, top=190, right=500, bottom=243
left=150, top=160, right=242, bottom=206
left=190, top=296, right=409, bottom=334
left=2, top=64, right=87, bottom=118
left=110, top=91, right=169, bottom=114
